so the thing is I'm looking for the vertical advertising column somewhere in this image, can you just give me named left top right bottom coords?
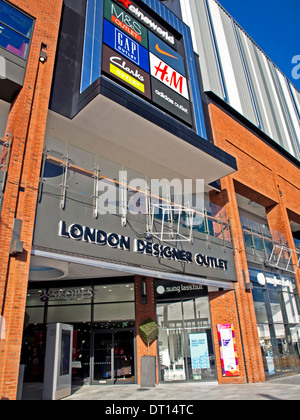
left=217, top=324, right=239, bottom=377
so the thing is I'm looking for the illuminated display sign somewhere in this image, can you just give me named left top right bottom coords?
left=151, top=78, right=192, bottom=125
left=115, top=0, right=175, bottom=46
left=102, top=44, right=151, bottom=98
left=149, top=52, right=189, bottom=100
left=103, top=19, right=150, bottom=72
left=148, top=32, right=185, bottom=76
left=104, top=0, right=148, bottom=48
left=102, top=0, right=193, bottom=126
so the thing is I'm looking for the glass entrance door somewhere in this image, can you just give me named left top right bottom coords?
left=92, top=329, right=135, bottom=384
left=93, top=331, right=114, bottom=384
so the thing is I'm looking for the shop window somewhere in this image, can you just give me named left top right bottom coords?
left=47, top=305, right=91, bottom=323
left=250, top=267, right=300, bottom=376
left=94, top=302, right=135, bottom=322
left=155, top=280, right=216, bottom=382
left=94, top=283, right=134, bottom=303
left=24, top=307, right=44, bottom=325
left=0, top=0, right=33, bottom=59
left=252, top=288, right=269, bottom=324
left=268, top=290, right=284, bottom=324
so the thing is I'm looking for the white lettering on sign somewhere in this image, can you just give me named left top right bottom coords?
left=49, top=288, right=94, bottom=301
left=116, top=0, right=175, bottom=45
left=110, top=55, right=144, bottom=81
left=115, top=29, right=139, bottom=63
left=58, top=222, right=229, bottom=272
left=154, top=89, right=189, bottom=114
left=111, top=3, right=142, bottom=36
left=150, top=52, right=189, bottom=100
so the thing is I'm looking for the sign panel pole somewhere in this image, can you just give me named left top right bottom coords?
left=43, top=323, right=73, bottom=400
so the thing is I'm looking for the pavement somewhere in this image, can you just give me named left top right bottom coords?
left=21, top=373, right=300, bottom=401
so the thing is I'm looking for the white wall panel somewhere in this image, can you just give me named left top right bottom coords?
left=208, top=0, right=243, bottom=115
left=180, top=0, right=225, bottom=99
left=275, top=69, right=300, bottom=159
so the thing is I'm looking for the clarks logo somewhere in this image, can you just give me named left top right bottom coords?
left=110, top=55, right=144, bottom=81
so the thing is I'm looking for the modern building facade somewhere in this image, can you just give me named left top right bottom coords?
left=0, top=0, right=299, bottom=400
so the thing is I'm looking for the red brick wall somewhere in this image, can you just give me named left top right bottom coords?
left=208, top=103, right=300, bottom=383
left=0, top=0, right=63, bottom=400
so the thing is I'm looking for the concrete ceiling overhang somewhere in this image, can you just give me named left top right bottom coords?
left=46, top=82, right=237, bottom=187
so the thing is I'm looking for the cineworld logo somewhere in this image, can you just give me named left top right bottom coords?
left=116, top=0, right=175, bottom=45
left=150, top=53, right=189, bottom=100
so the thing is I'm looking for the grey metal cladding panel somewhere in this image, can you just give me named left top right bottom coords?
left=290, top=84, right=300, bottom=113
left=247, top=42, right=283, bottom=146
left=267, top=60, right=299, bottom=158
left=289, top=84, right=300, bottom=154
left=237, top=30, right=270, bottom=134
left=218, top=10, right=257, bottom=126
left=189, top=0, right=224, bottom=99
left=273, top=68, right=300, bottom=159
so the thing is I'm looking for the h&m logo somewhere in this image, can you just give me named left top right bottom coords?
left=150, top=53, right=189, bottom=100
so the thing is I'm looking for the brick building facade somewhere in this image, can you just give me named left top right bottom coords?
left=0, top=0, right=299, bottom=400
left=0, top=0, right=63, bottom=400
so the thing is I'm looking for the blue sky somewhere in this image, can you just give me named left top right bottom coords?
left=216, top=0, right=300, bottom=91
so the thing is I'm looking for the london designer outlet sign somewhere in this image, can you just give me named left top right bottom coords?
left=58, top=221, right=229, bottom=271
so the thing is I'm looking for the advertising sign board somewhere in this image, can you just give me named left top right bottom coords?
left=114, top=0, right=175, bottom=46
left=149, top=52, right=189, bottom=100
left=148, top=31, right=185, bottom=76
left=102, top=44, right=151, bottom=98
left=104, top=0, right=148, bottom=48
left=217, top=324, right=239, bottom=377
left=151, top=77, right=192, bottom=125
left=103, top=18, right=150, bottom=72
left=189, top=333, right=210, bottom=370
left=101, top=0, right=193, bottom=126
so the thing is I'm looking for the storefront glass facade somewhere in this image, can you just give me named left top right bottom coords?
left=250, top=268, right=300, bottom=376
left=21, top=278, right=136, bottom=385
left=155, top=280, right=217, bottom=382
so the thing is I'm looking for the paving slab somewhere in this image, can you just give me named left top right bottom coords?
left=21, top=373, right=300, bottom=401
